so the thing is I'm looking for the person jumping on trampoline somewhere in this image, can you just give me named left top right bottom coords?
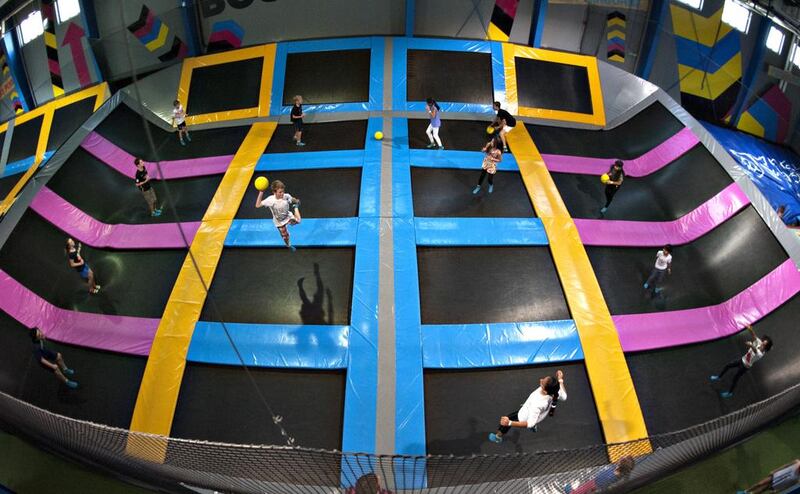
left=172, top=99, right=190, bottom=146
left=30, top=327, right=78, bottom=389
left=710, top=325, right=773, bottom=398
left=134, top=158, right=162, bottom=217
left=488, top=370, right=567, bottom=443
left=473, top=136, right=502, bottom=195
left=425, top=98, right=443, bottom=150
left=255, top=179, right=301, bottom=251
left=600, top=160, right=625, bottom=215
left=491, top=101, right=516, bottom=152
left=65, top=237, right=100, bottom=294
left=643, top=244, right=672, bottom=297
left=291, top=95, right=306, bottom=147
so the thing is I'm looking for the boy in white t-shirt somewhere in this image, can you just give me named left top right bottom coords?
left=710, top=325, right=773, bottom=398
left=255, top=179, right=302, bottom=251
left=488, top=370, right=567, bottom=444
left=643, top=244, right=672, bottom=296
left=172, top=99, right=190, bottom=146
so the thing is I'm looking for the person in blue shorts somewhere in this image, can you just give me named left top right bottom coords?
left=65, top=237, right=100, bottom=294
left=30, top=327, right=78, bottom=389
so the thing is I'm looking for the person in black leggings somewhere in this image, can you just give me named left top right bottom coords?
left=488, top=370, right=566, bottom=443
left=600, top=160, right=625, bottom=215
left=710, top=325, right=772, bottom=398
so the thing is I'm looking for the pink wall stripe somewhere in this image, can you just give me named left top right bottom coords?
left=81, top=132, right=233, bottom=179
left=541, top=127, right=700, bottom=177
left=31, top=187, right=200, bottom=249
left=0, top=269, right=158, bottom=356
left=614, top=259, right=800, bottom=352
left=575, top=183, right=750, bottom=246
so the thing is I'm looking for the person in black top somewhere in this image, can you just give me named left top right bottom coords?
left=492, top=101, right=517, bottom=152
left=600, top=160, right=625, bottom=215
left=30, top=327, right=78, bottom=389
left=65, top=237, right=100, bottom=294
left=134, top=158, right=162, bottom=217
left=291, top=95, right=306, bottom=147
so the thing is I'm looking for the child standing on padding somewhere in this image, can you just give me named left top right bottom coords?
left=425, top=98, right=443, bottom=149
left=473, top=137, right=502, bottom=195
left=255, top=180, right=302, bottom=251
left=172, top=99, right=190, bottom=146
left=291, top=95, right=306, bottom=147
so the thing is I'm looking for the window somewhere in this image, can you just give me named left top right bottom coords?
left=721, top=0, right=752, bottom=34
left=791, top=42, right=800, bottom=69
left=673, top=0, right=703, bottom=10
left=56, top=0, right=81, bottom=23
left=766, top=25, right=785, bottom=54
left=18, top=10, right=43, bottom=45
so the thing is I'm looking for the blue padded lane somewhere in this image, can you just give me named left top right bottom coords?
left=188, top=322, right=349, bottom=368
left=256, top=150, right=364, bottom=171
left=409, top=149, right=519, bottom=170
left=225, top=218, right=358, bottom=247
left=415, top=217, right=547, bottom=246
left=1, top=151, right=54, bottom=178
left=271, top=37, right=384, bottom=115
left=422, top=320, right=583, bottom=368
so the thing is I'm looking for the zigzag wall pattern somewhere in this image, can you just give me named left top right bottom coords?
left=737, top=84, right=792, bottom=143
left=607, top=11, right=626, bottom=63
left=670, top=4, right=742, bottom=122
left=0, top=51, right=23, bottom=114
left=127, top=5, right=189, bottom=63
left=41, top=0, right=64, bottom=97
left=487, top=0, right=520, bottom=42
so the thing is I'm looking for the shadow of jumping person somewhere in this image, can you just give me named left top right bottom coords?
left=298, top=262, right=333, bottom=325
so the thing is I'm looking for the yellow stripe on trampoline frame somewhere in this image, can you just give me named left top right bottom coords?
left=127, top=122, right=277, bottom=462
left=486, top=22, right=510, bottom=42
left=506, top=124, right=650, bottom=460
left=177, top=44, right=275, bottom=126
left=0, top=83, right=109, bottom=216
left=502, top=43, right=605, bottom=126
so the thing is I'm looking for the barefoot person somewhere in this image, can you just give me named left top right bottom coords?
left=489, top=370, right=567, bottom=443
left=255, top=180, right=301, bottom=251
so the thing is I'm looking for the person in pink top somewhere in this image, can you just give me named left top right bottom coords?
left=473, top=137, right=503, bottom=195
left=709, top=325, right=772, bottom=398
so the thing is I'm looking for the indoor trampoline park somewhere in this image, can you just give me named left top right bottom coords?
left=1, top=1, right=800, bottom=494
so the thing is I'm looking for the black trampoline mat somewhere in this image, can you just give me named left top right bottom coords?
left=236, top=168, right=361, bottom=219
left=418, top=246, right=570, bottom=324
left=424, top=362, right=604, bottom=461
left=265, top=120, right=367, bottom=153
left=283, top=50, right=370, bottom=105
left=0, top=174, right=19, bottom=199
left=187, top=57, right=263, bottom=115
left=94, top=104, right=253, bottom=162
left=171, top=363, right=344, bottom=450
left=552, top=145, right=733, bottom=221
left=47, top=96, right=96, bottom=151
left=408, top=119, right=497, bottom=151
left=588, top=207, right=788, bottom=315
left=516, top=57, right=592, bottom=114
left=200, top=247, right=355, bottom=325
left=0, top=310, right=146, bottom=428
left=411, top=167, right=535, bottom=217
left=8, top=115, right=43, bottom=163
left=47, top=148, right=223, bottom=224
left=530, top=103, right=685, bottom=159
left=407, top=50, right=493, bottom=104
left=0, top=211, right=186, bottom=318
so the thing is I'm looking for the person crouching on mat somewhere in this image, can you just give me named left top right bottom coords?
left=291, top=95, right=306, bottom=147
left=710, top=325, right=772, bottom=398
left=30, top=327, right=78, bottom=389
left=489, top=370, right=566, bottom=443
left=473, top=136, right=503, bottom=195
left=425, top=98, right=443, bottom=149
left=65, top=237, right=100, bottom=294
left=600, top=160, right=624, bottom=215
left=255, top=180, right=301, bottom=251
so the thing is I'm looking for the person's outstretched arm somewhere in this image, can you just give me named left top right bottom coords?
left=255, top=191, right=264, bottom=208
left=557, top=370, right=567, bottom=400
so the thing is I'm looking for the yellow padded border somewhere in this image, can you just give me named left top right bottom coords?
left=677, top=53, right=742, bottom=100
left=177, top=44, right=276, bottom=126
left=502, top=43, right=605, bottom=126
left=127, top=122, right=276, bottom=462
left=507, top=124, right=650, bottom=460
left=0, top=83, right=109, bottom=215
left=487, top=23, right=510, bottom=42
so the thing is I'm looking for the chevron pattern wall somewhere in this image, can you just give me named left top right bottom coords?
left=607, top=11, right=626, bottom=63
left=487, top=0, right=520, bottom=42
left=737, top=84, right=792, bottom=143
left=670, top=4, right=742, bottom=122
left=127, top=5, right=189, bottom=63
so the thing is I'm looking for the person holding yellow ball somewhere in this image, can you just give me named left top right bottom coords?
left=600, top=160, right=625, bottom=216
left=255, top=179, right=302, bottom=251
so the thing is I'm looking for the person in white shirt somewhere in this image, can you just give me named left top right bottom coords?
left=488, top=370, right=567, bottom=444
left=643, top=245, right=672, bottom=297
left=172, top=99, right=190, bottom=146
left=255, top=179, right=302, bottom=251
left=710, top=325, right=772, bottom=398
